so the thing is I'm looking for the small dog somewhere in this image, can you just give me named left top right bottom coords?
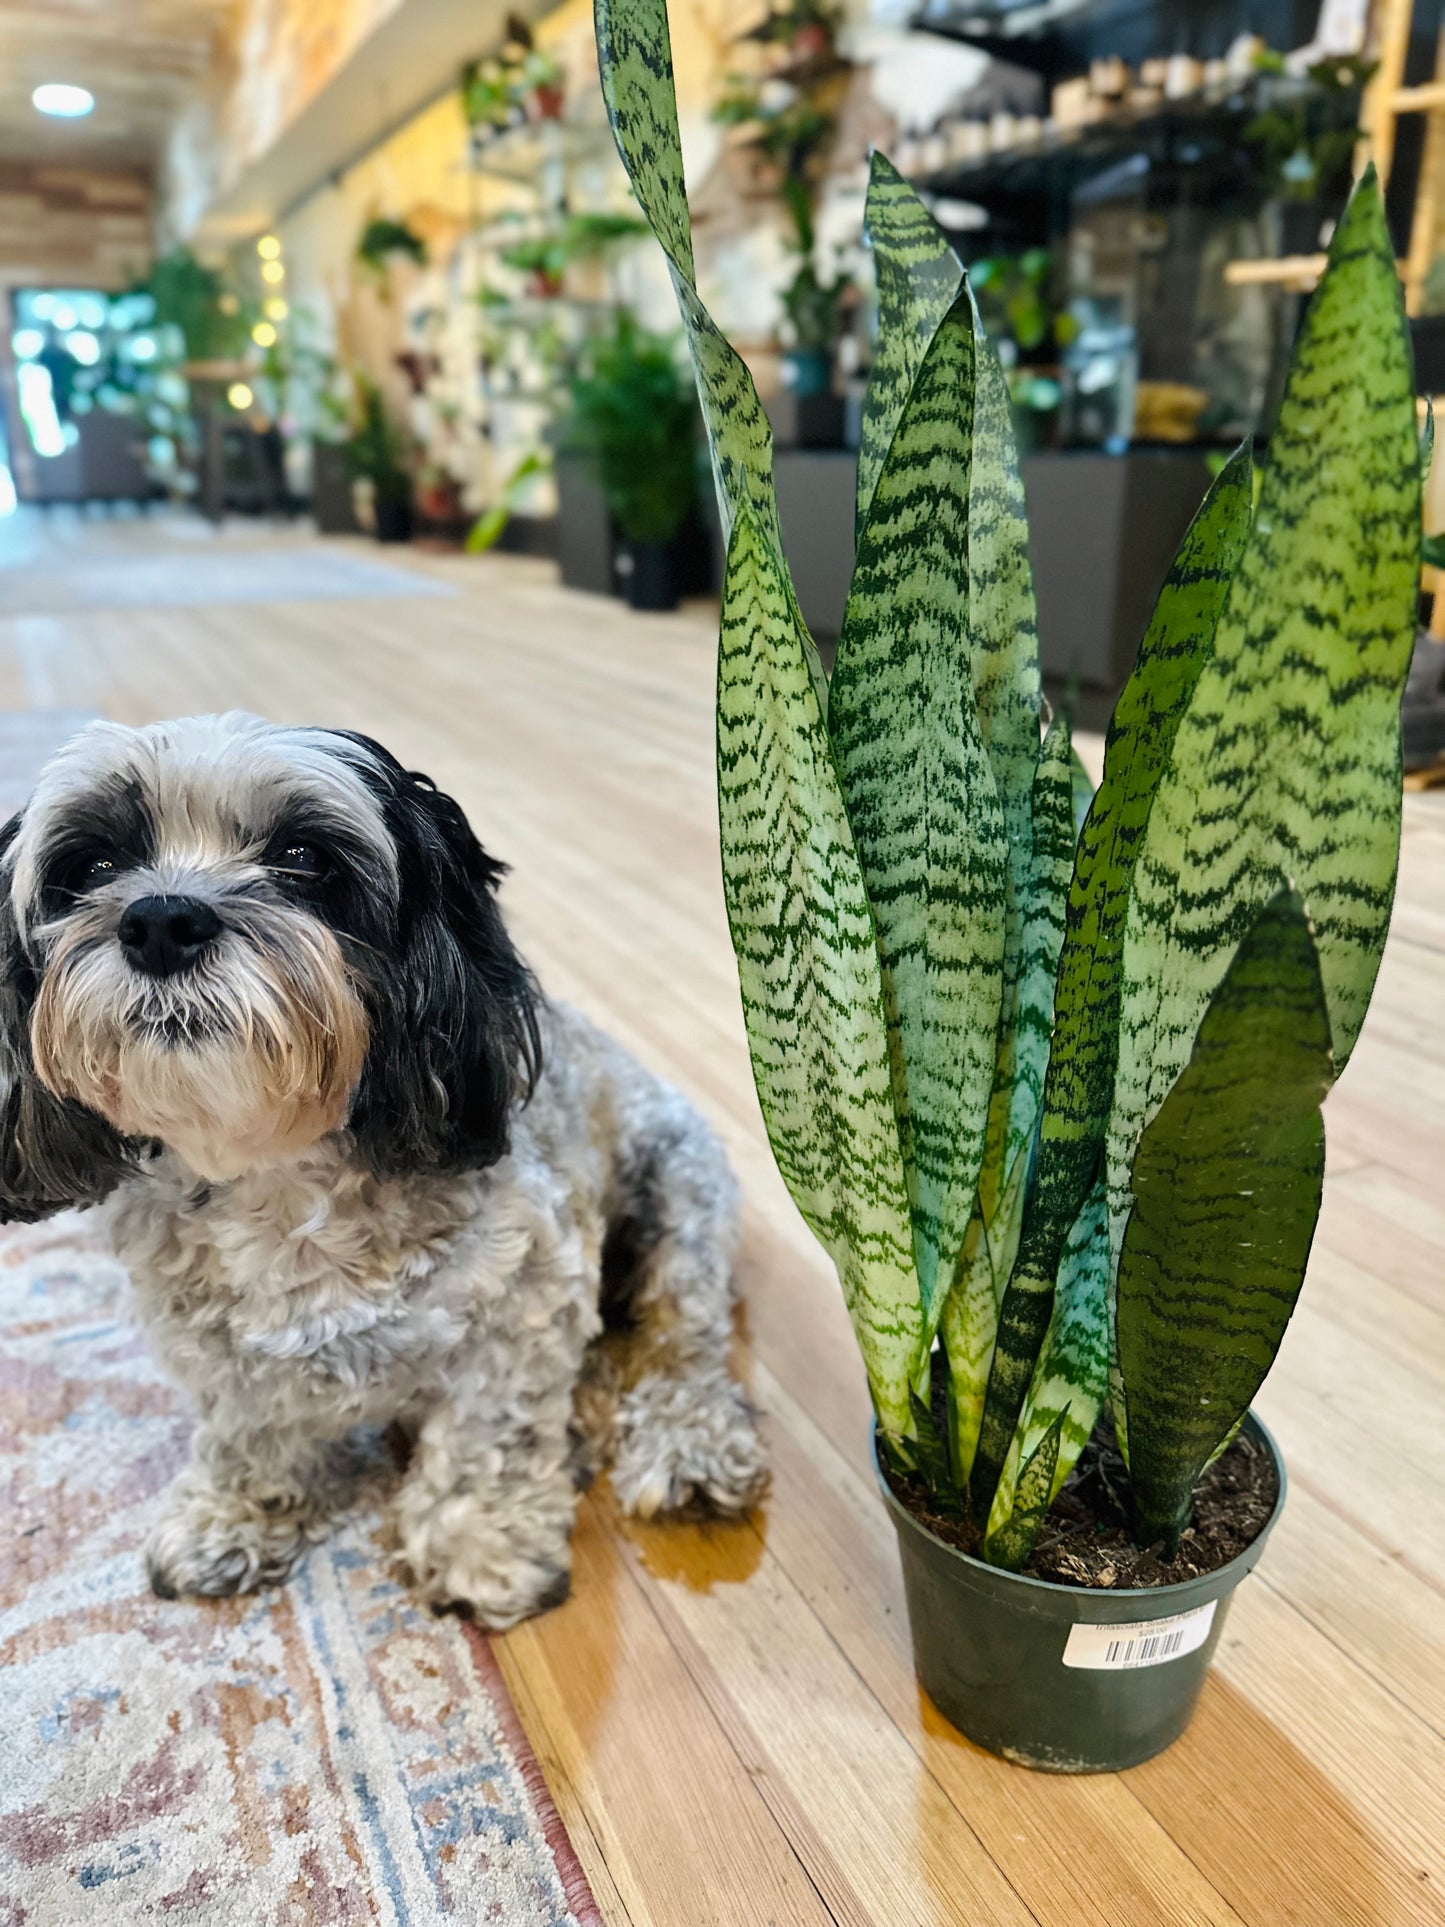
left=0, top=713, right=765, bottom=1626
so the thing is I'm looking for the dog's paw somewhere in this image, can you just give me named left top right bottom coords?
left=453, top=1559, right=572, bottom=1630
left=410, top=1545, right=574, bottom=1630
left=612, top=1371, right=768, bottom=1520
left=145, top=1473, right=310, bottom=1600
left=395, top=1474, right=577, bottom=1630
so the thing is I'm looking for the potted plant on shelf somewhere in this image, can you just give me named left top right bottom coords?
left=968, top=248, right=1074, bottom=452
left=346, top=375, right=414, bottom=543
left=1244, top=46, right=1374, bottom=256
left=596, top=0, right=1419, bottom=1770
left=499, top=211, right=650, bottom=301
left=559, top=312, right=699, bottom=611
left=776, top=199, right=850, bottom=398
left=461, top=16, right=565, bottom=148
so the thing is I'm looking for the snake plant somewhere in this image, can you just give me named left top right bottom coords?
left=594, top=0, right=1419, bottom=1564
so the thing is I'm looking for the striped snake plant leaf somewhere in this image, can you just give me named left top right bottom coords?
left=857, top=169, right=1043, bottom=1243
left=1105, top=170, right=1418, bottom=1368
left=969, top=310, right=1048, bottom=1227
left=942, top=712, right=1076, bottom=1480
left=595, top=0, right=824, bottom=716
left=595, top=0, right=925, bottom=1433
left=719, top=509, right=924, bottom=1432
left=981, top=1410, right=1066, bottom=1572
left=855, top=153, right=964, bottom=540
left=1116, top=889, right=1332, bottom=1553
left=830, top=295, right=1008, bottom=1331
left=981, top=1178, right=1109, bottom=1561
left=967, top=447, right=1253, bottom=1515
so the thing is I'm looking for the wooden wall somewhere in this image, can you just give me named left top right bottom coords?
left=0, top=163, right=152, bottom=292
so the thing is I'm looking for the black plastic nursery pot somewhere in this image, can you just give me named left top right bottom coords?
left=373, top=494, right=414, bottom=544
left=875, top=1413, right=1286, bottom=1774
left=622, top=538, right=682, bottom=611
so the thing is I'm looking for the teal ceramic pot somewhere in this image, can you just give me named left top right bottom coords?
left=875, top=1413, right=1285, bottom=1772
left=781, top=347, right=832, bottom=397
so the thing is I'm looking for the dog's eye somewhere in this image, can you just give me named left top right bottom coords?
left=59, top=852, right=118, bottom=893
left=269, top=843, right=329, bottom=882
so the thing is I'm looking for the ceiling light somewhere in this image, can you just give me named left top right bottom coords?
left=256, top=235, right=281, bottom=260
left=260, top=260, right=285, bottom=285
left=227, top=382, right=254, bottom=410
left=33, top=84, right=94, bottom=119
left=251, top=322, right=276, bottom=347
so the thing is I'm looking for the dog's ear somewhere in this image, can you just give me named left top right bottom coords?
left=341, top=746, right=542, bottom=1177
left=0, top=812, right=135, bottom=1221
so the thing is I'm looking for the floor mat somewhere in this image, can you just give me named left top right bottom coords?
left=0, top=548, right=452, bottom=613
left=0, top=1216, right=602, bottom=1927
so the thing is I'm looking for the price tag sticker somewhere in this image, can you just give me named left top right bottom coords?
left=1062, top=1600, right=1217, bottom=1671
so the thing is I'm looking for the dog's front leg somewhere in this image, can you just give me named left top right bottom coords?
left=146, top=1421, right=353, bottom=1600
left=393, top=1274, right=596, bottom=1630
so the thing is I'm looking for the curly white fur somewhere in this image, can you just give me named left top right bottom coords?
left=111, top=1003, right=764, bottom=1626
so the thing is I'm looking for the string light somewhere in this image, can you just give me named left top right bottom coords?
left=256, top=235, right=281, bottom=259
left=251, top=321, right=277, bottom=347
left=263, top=297, right=288, bottom=321
left=260, top=260, right=285, bottom=285
left=227, top=382, right=254, bottom=410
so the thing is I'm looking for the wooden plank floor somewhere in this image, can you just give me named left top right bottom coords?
left=2, top=509, right=1443, bottom=1927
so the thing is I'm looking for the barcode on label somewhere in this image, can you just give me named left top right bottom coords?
left=1105, top=1629, right=1186, bottom=1665
left=1062, top=1600, right=1217, bottom=1671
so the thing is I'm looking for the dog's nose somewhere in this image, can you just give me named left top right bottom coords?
left=117, top=895, right=223, bottom=977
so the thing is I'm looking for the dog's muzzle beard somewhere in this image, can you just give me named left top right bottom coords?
left=29, top=904, right=370, bottom=1180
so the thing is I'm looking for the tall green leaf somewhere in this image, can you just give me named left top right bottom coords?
left=965, top=302, right=1044, bottom=966
left=1117, top=890, right=1332, bottom=1551
left=967, top=310, right=1048, bottom=1229
left=596, top=0, right=817, bottom=702
left=985, top=710, right=1076, bottom=1228
left=942, top=713, right=1075, bottom=1478
left=982, top=1411, right=1065, bottom=1572
left=1106, top=172, right=1418, bottom=1356
left=855, top=154, right=963, bottom=539
left=719, top=511, right=923, bottom=1429
left=982, top=1178, right=1109, bottom=1559
left=595, top=0, right=925, bottom=1433
left=831, top=297, right=1007, bottom=1326
left=968, top=447, right=1254, bottom=1513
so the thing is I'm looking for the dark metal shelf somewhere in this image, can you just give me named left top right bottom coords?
left=911, top=76, right=1275, bottom=210
left=908, top=0, right=1308, bottom=85
left=909, top=0, right=1153, bottom=82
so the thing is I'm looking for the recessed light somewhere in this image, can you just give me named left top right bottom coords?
left=33, top=84, right=94, bottom=119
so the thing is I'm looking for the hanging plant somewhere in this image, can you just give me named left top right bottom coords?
left=355, top=218, right=429, bottom=276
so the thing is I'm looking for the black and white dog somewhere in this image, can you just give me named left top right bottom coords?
left=0, top=713, right=765, bottom=1625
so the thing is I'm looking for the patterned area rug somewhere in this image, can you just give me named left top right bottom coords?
left=0, top=1216, right=602, bottom=1927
